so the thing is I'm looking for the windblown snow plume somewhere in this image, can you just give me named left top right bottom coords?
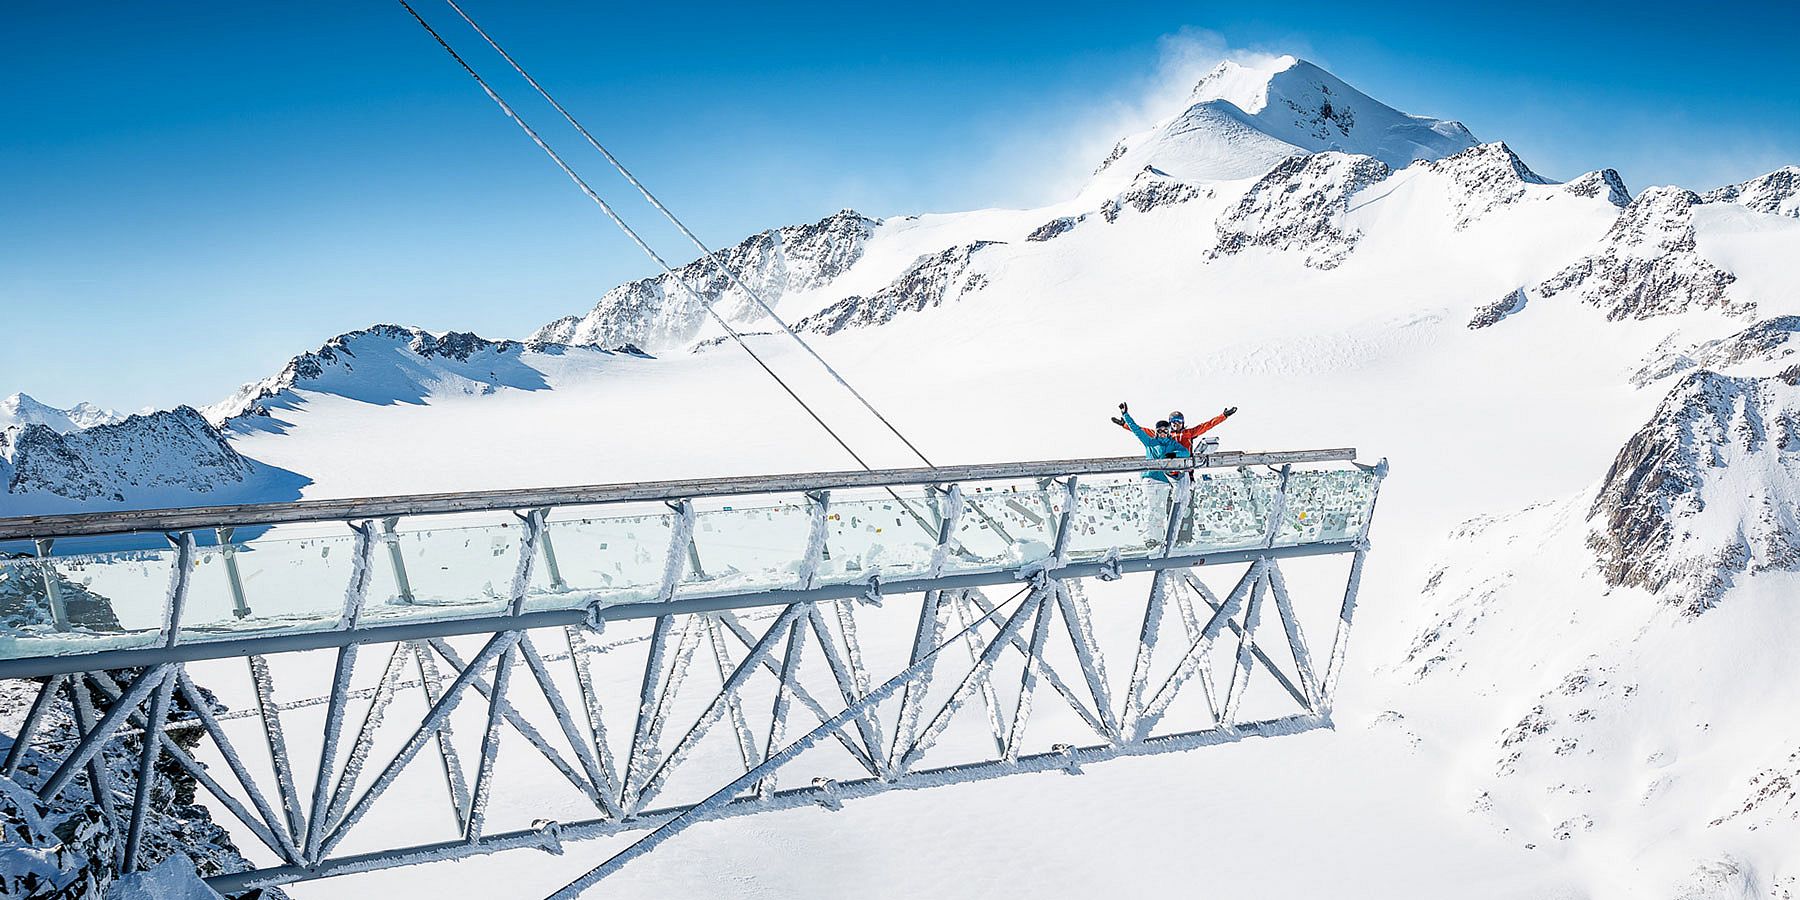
left=1088, top=56, right=1473, bottom=195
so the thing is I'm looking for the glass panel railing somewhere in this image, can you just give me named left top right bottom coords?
left=1174, top=468, right=1280, bottom=555
left=358, top=515, right=522, bottom=625
left=0, top=550, right=168, bottom=659
left=945, top=482, right=1063, bottom=571
left=1063, top=477, right=1175, bottom=561
left=177, top=524, right=360, bottom=643
left=0, top=463, right=1378, bottom=660
left=812, top=486, right=946, bottom=586
left=531, top=506, right=676, bottom=609
left=1272, top=469, right=1377, bottom=546
left=677, top=498, right=815, bottom=598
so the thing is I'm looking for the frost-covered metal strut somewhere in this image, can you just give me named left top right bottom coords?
left=0, top=450, right=1385, bottom=896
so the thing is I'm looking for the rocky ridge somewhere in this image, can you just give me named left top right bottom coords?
left=1536, top=187, right=1743, bottom=321
left=795, top=242, right=999, bottom=336
left=1588, top=370, right=1800, bottom=613
left=531, top=210, right=878, bottom=352
left=204, top=324, right=645, bottom=433
left=1210, top=151, right=1393, bottom=269
left=1418, top=142, right=1553, bottom=230
left=1, top=407, right=251, bottom=505
left=1704, top=166, right=1800, bottom=218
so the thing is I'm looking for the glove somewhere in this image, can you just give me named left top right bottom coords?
left=1109, top=416, right=1125, bottom=426
left=1118, top=402, right=1128, bottom=413
left=1223, top=406, right=1237, bottom=417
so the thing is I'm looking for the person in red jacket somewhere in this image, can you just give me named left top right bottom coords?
left=1111, top=405, right=1237, bottom=453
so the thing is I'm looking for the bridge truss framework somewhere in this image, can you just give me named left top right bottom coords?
left=0, top=452, right=1384, bottom=897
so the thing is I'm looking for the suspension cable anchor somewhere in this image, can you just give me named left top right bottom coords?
left=810, top=778, right=843, bottom=811
left=532, top=819, right=565, bottom=855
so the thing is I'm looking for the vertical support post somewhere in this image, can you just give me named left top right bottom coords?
left=796, top=491, right=831, bottom=590
left=1050, top=477, right=1079, bottom=565
left=32, top=538, right=70, bottom=632
left=1004, top=583, right=1057, bottom=762
left=658, top=501, right=695, bottom=602
left=927, top=485, right=964, bottom=577
left=535, top=508, right=569, bottom=592
left=380, top=517, right=416, bottom=604
left=1221, top=563, right=1268, bottom=725
left=757, top=615, right=806, bottom=799
left=510, top=509, right=545, bottom=616
left=161, top=532, right=196, bottom=646
left=217, top=526, right=252, bottom=618
left=304, top=520, right=377, bottom=862
left=1262, top=465, right=1293, bottom=549
left=121, top=668, right=178, bottom=873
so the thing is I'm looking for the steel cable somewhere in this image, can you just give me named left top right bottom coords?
left=437, top=0, right=938, bottom=468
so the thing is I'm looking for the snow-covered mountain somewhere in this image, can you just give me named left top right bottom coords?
left=1086, top=55, right=1476, bottom=195
left=529, top=211, right=878, bottom=353
left=9, top=53, right=1800, bottom=899
left=204, top=324, right=650, bottom=434
left=0, top=406, right=266, bottom=512
left=0, top=393, right=123, bottom=433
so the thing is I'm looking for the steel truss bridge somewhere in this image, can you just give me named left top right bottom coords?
left=0, top=449, right=1384, bottom=897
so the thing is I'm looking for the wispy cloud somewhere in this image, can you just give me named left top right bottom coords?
left=973, top=29, right=1306, bottom=207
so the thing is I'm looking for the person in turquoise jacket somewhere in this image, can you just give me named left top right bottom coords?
left=1113, top=403, right=1189, bottom=482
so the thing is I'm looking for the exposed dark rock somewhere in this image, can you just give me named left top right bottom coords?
left=1210, top=152, right=1392, bottom=270
left=1703, top=166, right=1800, bottom=218
left=1419, top=142, right=1552, bottom=229
left=1026, top=216, right=1083, bottom=242
left=1631, top=316, right=1800, bottom=386
left=531, top=210, right=879, bottom=351
left=3, top=409, right=250, bottom=504
left=796, top=242, right=999, bottom=335
left=1469, top=288, right=1529, bottom=329
left=1588, top=370, right=1800, bottom=613
left=1537, top=187, right=1742, bottom=320
left=1565, top=169, right=1632, bottom=207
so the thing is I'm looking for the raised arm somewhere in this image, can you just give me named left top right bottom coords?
left=1180, top=407, right=1235, bottom=441
left=1119, top=408, right=1154, bottom=445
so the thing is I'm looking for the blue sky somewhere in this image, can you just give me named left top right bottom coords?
left=4, top=0, right=1797, bottom=412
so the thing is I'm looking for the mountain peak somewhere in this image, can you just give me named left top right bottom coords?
left=0, top=392, right=123, bottom=433
left=1188, top=55, right=1301, bottom=113
left=1088, top=56, right=1477, bottom=197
